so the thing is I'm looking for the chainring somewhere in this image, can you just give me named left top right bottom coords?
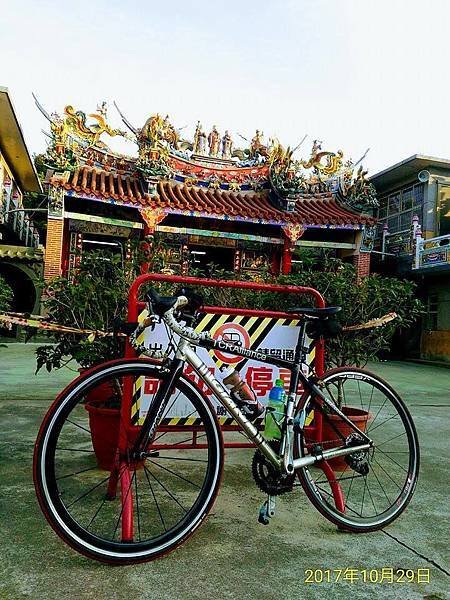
left=252, top=441, right=296, bottom=496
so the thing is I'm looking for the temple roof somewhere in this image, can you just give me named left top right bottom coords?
left=51, top=166, right=373, bottom=228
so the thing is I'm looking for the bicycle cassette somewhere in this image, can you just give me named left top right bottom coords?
left=252, top=441, right=296, bottom=496
left=344, top=433, right=370, bottom=476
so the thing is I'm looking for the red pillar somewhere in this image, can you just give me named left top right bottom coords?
left=140, top=224, right=152, bottom=274
left=281, top=237, right=293, bottom=274
left=271, top=247, right=281, bottom=275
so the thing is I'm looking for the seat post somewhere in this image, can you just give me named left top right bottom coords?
left=294, top=319, right=308, bottom=366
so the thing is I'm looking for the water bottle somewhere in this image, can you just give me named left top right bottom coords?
left=221, top=367, right=264, bottom=421
left=263, top=379, right=286, bottom=440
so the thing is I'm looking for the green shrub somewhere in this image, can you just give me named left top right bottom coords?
left=35, top=252, right=134, bottom=372
left=0, top=274, right=13, bottom=313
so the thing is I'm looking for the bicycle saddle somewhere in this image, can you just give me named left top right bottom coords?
left=285, top=306, right=341, bottom=318
left=146, top=288, right=177, bottom=316
left=146, top=287, right=204, bottom=316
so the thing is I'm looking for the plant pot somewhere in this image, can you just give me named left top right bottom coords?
left=321, top=407, right=370, bottom=471
left=85, top=403, right=121, bottom=471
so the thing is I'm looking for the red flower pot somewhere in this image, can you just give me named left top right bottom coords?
left=85, top=403, right=121, bottom=471
left=321, top=407, right=370, bottom=471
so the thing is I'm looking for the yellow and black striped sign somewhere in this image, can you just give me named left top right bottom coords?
left=131, top=310, right=316, bottom=426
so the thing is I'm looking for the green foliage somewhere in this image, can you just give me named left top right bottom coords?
left=152, top=251, right=423, bottom=368
left=35, top=252, right=136, bottom=372
left=36, top=238, right=423, bottom=374
left=276, top=259, right=423, bottom=367
left=0, top=274, right=13, bottom=313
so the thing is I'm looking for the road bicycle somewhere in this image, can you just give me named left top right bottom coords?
left=34, top=288, right=420, bottom=565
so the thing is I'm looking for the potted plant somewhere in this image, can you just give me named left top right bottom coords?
left=36, top=251, right=137, bottom=469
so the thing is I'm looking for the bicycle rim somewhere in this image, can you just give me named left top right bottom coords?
left=34, top=361, right=224, bottom=564
left=296, top=367, right=420, bottom=531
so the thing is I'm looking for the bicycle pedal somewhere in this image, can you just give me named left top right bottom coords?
left=258, top=496, right=276, bottom=525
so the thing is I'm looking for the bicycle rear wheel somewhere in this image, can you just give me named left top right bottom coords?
left=34, top=360, right=224, bottom=564
left=295, top=367, right=420, bottom=532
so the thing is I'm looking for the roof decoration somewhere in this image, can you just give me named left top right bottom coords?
left=34, top=96, right=378, bottom=222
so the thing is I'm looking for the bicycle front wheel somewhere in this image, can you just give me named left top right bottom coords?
left=296, top=367, right=420, bottom=532
left=34, top=360, right=224, bottom=564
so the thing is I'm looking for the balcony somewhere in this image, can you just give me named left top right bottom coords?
left=0, top=188, right=40, bottom=249
left=413, top=233, right=450, bottom=271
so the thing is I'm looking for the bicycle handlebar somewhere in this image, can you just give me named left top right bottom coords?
left=130, top=295, right=212, bottom=356
left=162, top=306, right=211, bottom=343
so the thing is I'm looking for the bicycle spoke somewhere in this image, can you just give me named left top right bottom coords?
left=66, top=475, right=111, bottom=509
left=147, top=459, right=202, bottom=489
left=66, top=419, right=92, bottom=436
left=144, top=463, right=167, bottom=532
left=375, top=447, right=408, bottom=472
left=371, top=456, right=402, bottom=491
left=86, top=495, right=109, bottom=531
left=144, top=466, right=187, bottom=513
left=368, top=412, right=400, bottom=434
left=376, top=431, right=407, bottom=448
left=57, top=465, right=99, bottom=481
left=56, top=447, right=95, bottom=453
left=155, top=455, right=208, bottom=463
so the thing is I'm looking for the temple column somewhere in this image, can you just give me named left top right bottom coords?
left=271, top=247, right=281, bottom=275
left=281, top=237, right=293, bottom=274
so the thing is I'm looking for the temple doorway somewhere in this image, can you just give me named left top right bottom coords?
left=188, top=244, right=234, bottom=275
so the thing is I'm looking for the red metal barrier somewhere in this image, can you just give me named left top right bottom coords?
left=125, top=273, right=326, bottom=443
left=120, top=273, right=344, bottom=538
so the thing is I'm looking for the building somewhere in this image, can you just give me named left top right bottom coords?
left=0, top=87, right=43, bottom=316
left=35, top=100, right=377, bottom=284
left=370, top=155, right=450, bottom=362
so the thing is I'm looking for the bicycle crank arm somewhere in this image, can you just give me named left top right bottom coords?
left=292, top=443, right=371, bottom=470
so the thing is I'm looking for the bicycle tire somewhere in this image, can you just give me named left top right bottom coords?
left=34, top=359, right=224, bottom=564
left=295, top=366, right=420, bottom=532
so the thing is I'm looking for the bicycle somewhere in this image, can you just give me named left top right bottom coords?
left=33, top=287, right=420, bottom=565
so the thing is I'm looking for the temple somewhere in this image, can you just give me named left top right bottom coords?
left=35, top=99, right=377, bottom=281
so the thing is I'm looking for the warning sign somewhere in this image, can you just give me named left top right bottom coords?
left=132, top=310, right=315, bottom=424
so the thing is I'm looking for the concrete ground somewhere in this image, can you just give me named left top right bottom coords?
left=0, top=344, right=448, bottom=600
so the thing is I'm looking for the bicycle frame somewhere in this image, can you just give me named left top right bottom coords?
left=133, top=319, right=372, bottom=474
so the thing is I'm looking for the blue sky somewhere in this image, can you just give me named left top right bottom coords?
left=1, top=0, right=449, bottom=173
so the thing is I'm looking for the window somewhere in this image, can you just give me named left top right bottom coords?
left=413, top=183, right=424, bottom=207
left=401, top=188, right=413, bottom=211
left=425, top=294, right=438, bottom=331
left=400, top=212, right=412, bottom=230
left=388, top=215, right=399, bottom=233
left=378, top=205, right=387, bottom=220
left=389, top=193, right=400, bottom=214
left=374, top=183, right=425, bottom=253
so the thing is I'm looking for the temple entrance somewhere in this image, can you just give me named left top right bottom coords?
left=188, top=244, right=235, bottom=275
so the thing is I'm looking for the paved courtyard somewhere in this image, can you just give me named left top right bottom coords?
left=0, top=344, right=449, bottom=599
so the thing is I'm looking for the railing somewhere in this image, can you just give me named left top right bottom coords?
left=414, top=233, right=450, bottom=269
left=0, top=193, right=40, bottom=248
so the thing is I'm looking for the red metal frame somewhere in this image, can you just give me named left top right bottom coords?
left=125, top=273, right=327, bottom=446
left=114, top=273, right=344, bottom=541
